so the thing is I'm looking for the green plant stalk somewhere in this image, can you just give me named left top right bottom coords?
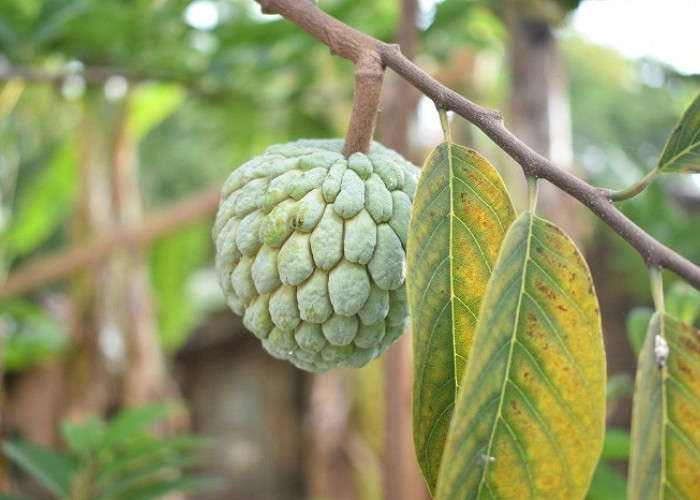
left=438, top=108, right=451, bottom=143
left=649, top=266, right=665, bottom=314
left=609, top=168, right=661, bottom=202
left=527, top=176, right=538, bottom=213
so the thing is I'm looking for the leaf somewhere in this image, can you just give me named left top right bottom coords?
left=435, top=211, right=606, bottom=499
left=657, top=92, right=700, bottom=173
left=601, top=428, right=631, bottom=461
left=127, top=83, right=185, bottom=142
left=60, top=414, right=103, bottom=455
left=109, top=476, right=222, bottom=500
left=627, top=307, right=654, bottom=358
left=97, top=402, right=172, bottom=452
left=5, top=140, right=76, bottom=257
left=665, top=281, right=700, bottom=325
left=2, top=439, right=77, bottom=498
left=97, top=435, right=209, bottom=483
left=586, top=462, right=627, bottom=500
left=1, top=299, right=69, bottom=372
left=150, top=223, right=212, bottom=351
left=628, top=313, right=700, bottom=498
left=407, top=142, right=516, bottom=491
left=95, top=454, right=199, bottom=499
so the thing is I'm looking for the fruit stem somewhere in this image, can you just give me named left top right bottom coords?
left=343, top=53, right=385, bottom=157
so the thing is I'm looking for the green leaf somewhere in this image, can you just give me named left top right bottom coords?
left=586, top=462, right=627, bottom=500
left=1, top=299, right=69, bottom=372
left=407, top=142, right=516, bottom=491
left=601, top=428, right=631, bottom=461
left=128, top=83, right=185, bottom=142
left=60, top=415, right=103, bottom=455
left=150, top=223, right=212, bottom=351
left=5, top=140, right=76, bottom=257
left=435, top=211, right=606, bottom=499
left=109, top=476, right=221, bottom=500
left=628, top=313, right=700, bottom=498
left=2, top=439, right=77, bottom=498
left=627, top=307, right=654, bottom=358
left=97, top=435, right=209, bottom=483
left=97, top=402, right=172, bottom=452
left=665, top=281, right=700, bottom=325
left=95, top=454, right=199, bottom=499
left=657, top=92, right=700, bottom=173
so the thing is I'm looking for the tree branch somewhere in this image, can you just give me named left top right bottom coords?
left=0, top=65, right=236, bottom=101
left=0, top=184, right=221, bottom=298
left=0, top=65, right=151, bottom=86
left=255, top=0, right=700, bottom=291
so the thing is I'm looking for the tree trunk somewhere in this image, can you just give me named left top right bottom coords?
left=376, top=1, right=430, bottom=499
left=503, top=11, right=583, bottom=241
left=64, top=97, right=117, bottom=420
left=502, top=7, right=632, bottom=431
left=107, top=92, right=167, bottom=408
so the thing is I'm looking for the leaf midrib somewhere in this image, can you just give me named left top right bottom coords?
left=475, top=212, right=536, bottom=498
left=659, top=138, right=700, bottom=171
left=660, top=316, right=700, bottom=496
left=659, top=97, right=700, bottom=171
left=660, top=315, right=669, bottom=500
left=448, top=142, right=459, bottom=394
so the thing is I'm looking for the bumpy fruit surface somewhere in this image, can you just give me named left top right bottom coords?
left=213, top=139, right=418, bottom=372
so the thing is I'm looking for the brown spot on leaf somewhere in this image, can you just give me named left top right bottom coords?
left=679, top=336, right=700, bottom=355
left=675, top=358, right=693, bottom=377
left=536, top=280, right=556, bottom=300
left=509, top=400, right=521, bottom=415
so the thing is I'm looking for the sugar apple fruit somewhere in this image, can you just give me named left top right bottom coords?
left=213, top=139, right=419, bottom=372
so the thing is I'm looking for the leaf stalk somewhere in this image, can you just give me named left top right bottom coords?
left=527, top=176, right=538, bottom=213
left=649, top=266, right=665, bottom=314
left=609, top=168, right=661, bottom=202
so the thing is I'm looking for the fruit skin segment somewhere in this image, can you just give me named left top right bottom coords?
left=213, top=139, right=419, bottom=372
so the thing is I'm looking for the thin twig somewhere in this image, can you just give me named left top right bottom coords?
left=0, top=65, right=237, bottom=101
left=0, top=65, right=150, bottom=86
left=255, top=0, right=700, bottom=291
left=0, top=184, right=221, bottom=298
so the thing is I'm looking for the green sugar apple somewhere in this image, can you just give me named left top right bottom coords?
left=213, top=139, right=419, bottom=372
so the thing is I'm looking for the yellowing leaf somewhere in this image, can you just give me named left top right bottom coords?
left=658, top=92, right=700, bottom=173
left=435, top=211, right=606, bottom=499
left=407, top=142, right=516, bottom=491
left=628, top=313, right=700, bottom=499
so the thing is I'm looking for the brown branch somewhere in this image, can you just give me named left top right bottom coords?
left=343, top=54, right=384, bottom=156
left=0, top=65, right=149, bottom=86
left=0, top=65, right=234, bottom=100
left=0, top=184, right=221, bottom=298
left=255, top=0, right=700, bottom=291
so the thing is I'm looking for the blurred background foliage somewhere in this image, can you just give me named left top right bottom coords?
left=0, top=0, right=698, bottom=498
